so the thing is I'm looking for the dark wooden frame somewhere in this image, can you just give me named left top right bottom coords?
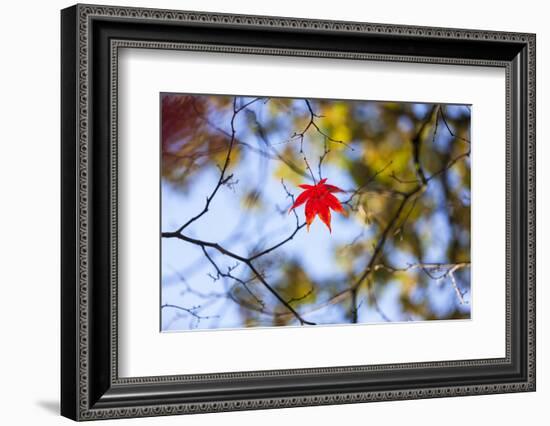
left=61, top=3, right=536, bottom=421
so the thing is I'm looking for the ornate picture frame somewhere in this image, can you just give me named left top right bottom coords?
left=61, top=4, right=535, bottom=420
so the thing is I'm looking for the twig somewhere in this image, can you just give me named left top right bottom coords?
left=411, top=105, right=437, bottom=185
left=245, top=106, right=310, bottom=179
left=439, top=106, right=471, bottom=144
left=341, top=160, right=395, bottom=208
left=391, top=104, right=470, bottom=185
left=287, top=287, right=315, bottom=305
left=201, top=246, right=266, bottom=308
left=172, top=97, right=241, bottom=234
left=426, top=150, right=471, bottom=182
left=447, top=264, right=467, bottom=304
left=318, top=137, right=330, bottom=180
left=245, top=262, right=316, bottom=325
left=311, top=107, right=444, bottom=309
left=161, top=304, right=219, bottom=321
left=162, top=231, right=314, bottom=325
left=262, top=261, right=470, bottom=321
left=366, top=278, right=392, bottom=322
left=250, top=225, right=306, bottom=260
left=299, top=100, right=354, bottom=150
left=393, top=195, right=419, bottom=238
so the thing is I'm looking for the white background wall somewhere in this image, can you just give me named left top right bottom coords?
left=0, top=0, right=546, bottom=424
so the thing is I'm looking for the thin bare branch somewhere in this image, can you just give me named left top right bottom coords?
left=287, top=287, right=315, bottom=305
left=411, top=105, right=437, bottom=185
left=162, top=231, right=314, bottom=325
left=439, top=106, right=471, bottom=144
left=300, top=100, right=354, bottom=150
left=201, top=246, right=266, bottom=308
left=161, top=304, right=219, bottom=321
left=318, top=137, right=330, bottom=180
left=426, top=150, right=471, bottom=182
left=172, top=97, right=240, bottom=234
left=341, top=160, right=396, bottom=208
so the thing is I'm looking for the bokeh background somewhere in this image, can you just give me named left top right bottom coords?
left=161, top=94, right=471, bottom=331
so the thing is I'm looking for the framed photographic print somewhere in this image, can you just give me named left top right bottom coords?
left=61, top=3, right=536, bottom=421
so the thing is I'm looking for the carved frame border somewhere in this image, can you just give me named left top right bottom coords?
left=61, top=3, right=535, bottom=421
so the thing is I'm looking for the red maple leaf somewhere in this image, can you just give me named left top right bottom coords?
left=289, top=178, right=345, bottom=233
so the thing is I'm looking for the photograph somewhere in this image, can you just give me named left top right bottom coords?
left=160, top=94, right=472, bottom=331
left=57, top=3, right=536, bottom=421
